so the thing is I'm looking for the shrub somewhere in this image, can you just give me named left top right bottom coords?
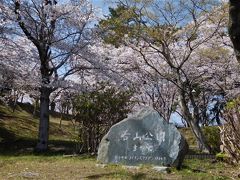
left=216, top=152, right=230, bottom=162
left=73, top=84, right=134, bottom=153
left=180, top=126, right=221, bottom=154
left=202, top=126, right=221, bottom=154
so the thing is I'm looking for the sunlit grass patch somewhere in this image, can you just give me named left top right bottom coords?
left=0, top=154, right=239, bottom=179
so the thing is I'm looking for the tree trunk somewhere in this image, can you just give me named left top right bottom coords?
left=59, top=118, right=62, bottom=129
left=33, top=98, right=39, bottom=117
left=11, top=90, right=18, bottom=113
left=189, top=120, right=211, bottom=153
left=35, top=87, right=51, bottom=152
left=50, top=101, right=56, bottom=112
left=20, top=94, right=24, bottom=103
left=179, top=90, right=211, bottom=153
left=229, top=0, right=240, bottom=64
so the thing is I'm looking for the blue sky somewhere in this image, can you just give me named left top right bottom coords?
left=92, top=0, right=109, bottom=15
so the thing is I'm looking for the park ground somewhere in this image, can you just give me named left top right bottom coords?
left=0, top=103, right=239, bottom=180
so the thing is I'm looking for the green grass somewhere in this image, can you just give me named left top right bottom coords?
left=0, top=155, right=238, bottom=179
left=0, top=104, right=77, bottom=155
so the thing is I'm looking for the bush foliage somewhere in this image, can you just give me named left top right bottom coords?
left=202, top=126, right=221, bottom=153
left=73, top=84, right=133, bottom=153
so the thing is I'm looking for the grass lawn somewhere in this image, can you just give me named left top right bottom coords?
left=0, top=103, right=239, bottom=179
left=0, top=155, right=239, bottom=179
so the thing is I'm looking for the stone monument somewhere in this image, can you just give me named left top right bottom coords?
left=97, top=107, right=188, bottom=168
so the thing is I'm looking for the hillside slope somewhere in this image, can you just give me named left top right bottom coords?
left=0, top=103, right=77, bottom=154
left=0, top=102, right=220, bottom=155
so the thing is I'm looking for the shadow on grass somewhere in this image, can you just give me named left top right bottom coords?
left=0, top=104, right=77, bottom=157
left=130, top=173, right=148, bottom=180
left=85, top=172, right=119, bottom=179
left=85, top=172, right=148, bottom=180
left=0, top=136, right=77, bottom=156
left=0, top=126, right=16, bottom=142
left=180, top=164, right=207, bottom=174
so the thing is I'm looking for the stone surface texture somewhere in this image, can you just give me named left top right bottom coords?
left=97, top=107, right=188, bottom=168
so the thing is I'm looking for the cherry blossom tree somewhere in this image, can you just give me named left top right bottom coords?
left=0, top=34, right=39, bottom=107
left=1, top=0, right=98, bottom=151
left=87, top=41, right=178, bottom=122
left=99, top=0, right=226, bottom=153
left=216, top=0, right=240, bottom=164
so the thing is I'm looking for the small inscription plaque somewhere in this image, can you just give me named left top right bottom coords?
left=114, top=155, right=166, bottom=162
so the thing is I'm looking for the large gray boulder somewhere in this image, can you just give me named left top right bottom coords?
left=97, top=107, right=188, bottom=168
